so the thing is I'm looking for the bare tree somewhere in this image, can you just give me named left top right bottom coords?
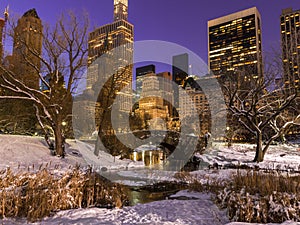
left=0, top=12, right=89, bottom=156
left=94, top=64, right=132, bottom=157
left=222, top=54, right=300, bottom=162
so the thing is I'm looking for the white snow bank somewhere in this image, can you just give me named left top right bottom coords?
left=170, top=189, right=209, bottom=199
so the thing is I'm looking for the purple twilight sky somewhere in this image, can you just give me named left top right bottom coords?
left=1, top=0, right=300, bottom=72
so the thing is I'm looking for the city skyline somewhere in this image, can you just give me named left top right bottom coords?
left=0, top=0, right=299, bottom=67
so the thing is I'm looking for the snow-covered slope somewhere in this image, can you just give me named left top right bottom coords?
left=0, top=134, right=143, bottom=172
left=0, top=135, right=85, bottom=171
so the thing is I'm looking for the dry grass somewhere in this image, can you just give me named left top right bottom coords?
left=0, top=166, right=128, bottom=222
left=215, top=170, right=300, bottom=223
left=231, top=170, right=300, bottom=195
left=175, top=171, right=225, bottom=193
left=182, top=169, right=300, bottom=223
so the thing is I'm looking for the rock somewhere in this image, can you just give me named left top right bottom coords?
left=209, top=162, right=219, bottom=170
left=101, top=167, right=108, bottom=172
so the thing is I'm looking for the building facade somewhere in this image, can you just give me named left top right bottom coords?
left=281, top=8, right=300, bottom=93
left=157, top=71, right=173, bottom=110
left=134, top=70, right=173, bottom=130
left=136, top=64, right=156, bottom=97
left=180, top=76, right=210, bottom=135
left=12, top=8, right=42, bottom=90
left=208, top=7, right=263, bottom=86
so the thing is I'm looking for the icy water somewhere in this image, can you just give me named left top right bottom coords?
left=100, top=169, right=188, bottom=206
left=127, top=182, right=187, bottom=205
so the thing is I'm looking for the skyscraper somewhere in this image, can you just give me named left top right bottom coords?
left=0, top=18, right=5, bottom=63
left=208, top=7, right=263, bottom=84
left=87, top=0, right=133, bottom=90
left=12, top=8, right=42, bottom=89
left=281, top=8, right=300, bottom=93
left=172, top=53, right=189, bottom=86
left=0, top=6, right=8, bottom=64
left=86, top=0, right=134, bottom=136
left=172, top=53, right=189, bottom=111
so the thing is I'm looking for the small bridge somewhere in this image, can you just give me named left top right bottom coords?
left=91, top=130, right=201, bottom=170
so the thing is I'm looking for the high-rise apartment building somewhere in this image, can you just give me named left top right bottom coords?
left=12, top=8, right=42, bottom=89
left=281, top=8, right=300, bottom=93
left=208, top=7, right=263, bottom=85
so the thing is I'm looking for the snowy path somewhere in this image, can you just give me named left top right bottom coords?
left=42, top=199, right=228, bottom=225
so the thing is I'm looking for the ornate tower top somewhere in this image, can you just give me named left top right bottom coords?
left=22, top=8, right=40, bottom=19
left=114, top=0, right=128, bottom=7
left=4, top=5, right=9, bottom=22
left=114, top=0, right=128, bottom=21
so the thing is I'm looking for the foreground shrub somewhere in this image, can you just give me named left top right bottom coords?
left=0, top=166, right=128, bottom=222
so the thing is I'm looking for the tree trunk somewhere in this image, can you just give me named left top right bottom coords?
left=54, top=119, right=65, bottom=157
left=253, top=132, right=265, bottom=162
left=34, top=105, right=53, bottom=149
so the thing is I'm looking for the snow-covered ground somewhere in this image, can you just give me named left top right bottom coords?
left=197, top=142, right=300, bottom=172
left=1, top=191, right=229, bottom=225
left=1, top=134, right=300, bottom=224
